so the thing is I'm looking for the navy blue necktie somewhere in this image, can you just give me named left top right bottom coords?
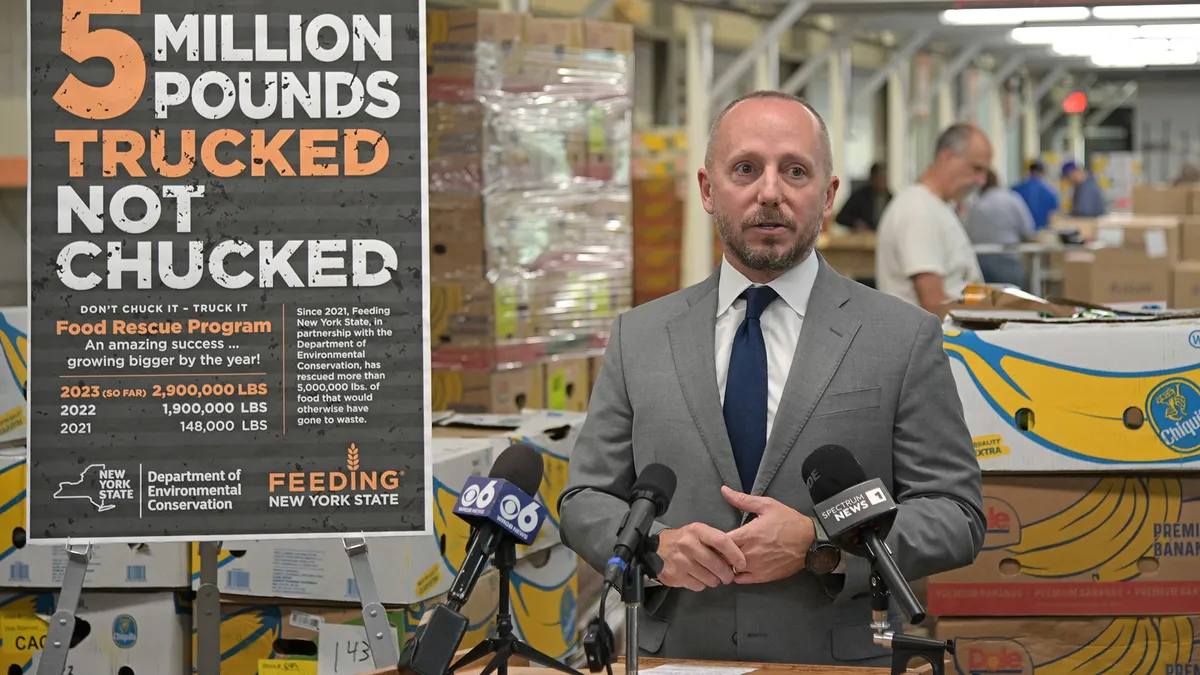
left=723, top=285, right=778, bottom=494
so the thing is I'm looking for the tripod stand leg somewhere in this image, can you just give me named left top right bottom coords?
left=450, top=638, right=499, bottom=672
left=476, top=642, right=513, bottom=675
left=510, top=639, right=585, bottom=675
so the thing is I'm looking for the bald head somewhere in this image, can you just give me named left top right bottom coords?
left=934, top=123, right=990, bottom=162
left=704, top=90, right=834, bottom=179
left=928, top=122, right=993, bottom=199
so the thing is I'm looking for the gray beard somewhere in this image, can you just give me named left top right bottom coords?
left=715, top=207, right=820, bottom=272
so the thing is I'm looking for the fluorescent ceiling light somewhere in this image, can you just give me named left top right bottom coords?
left=1135, top=23, right=1200, bottom=38
left=1011, top=25, right=1140, bottom=43
left=940, top=7, right=1090, bottom=25
left=1091, top=50, right=1199, bottom=67
left=1092, top=4, right=1200, bottom=20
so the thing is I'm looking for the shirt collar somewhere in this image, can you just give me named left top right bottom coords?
left=716, top=251, right=819, bottom=319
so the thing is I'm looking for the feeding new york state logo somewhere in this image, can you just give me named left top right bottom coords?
left=268, top=443, right=404, bottom=508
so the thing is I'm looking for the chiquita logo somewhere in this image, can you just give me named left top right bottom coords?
left=956, top=641, right=1033, bottom=675
left=981, top=496, right=1020, bottom=550
left=1147, top=378, right=1200, bottom=455
left=267, top=443, right=403, bottom=508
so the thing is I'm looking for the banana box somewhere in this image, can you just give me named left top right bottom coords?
left=0, top=451, right=190, bottom=588
left=435, top=409, right=586, bottom=557
left=0, top=307, right=25, bottom=445
left=928, top=474, right=1200, bottom=616
left=937, top=616, right=1200, bottom=674
left=509, top=543, right=580, bottom=662
left=0, top=591, right=189, bottom=673
left=943, top=317, right=1200, bottom=471
left=192, top=570, right=500, bottom=673
left=190, top=437, right=494, bottom=604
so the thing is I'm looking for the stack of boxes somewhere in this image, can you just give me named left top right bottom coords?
left=0, top=450, right=194, bottom=672
left=1051, top=211, right=1181, bottom=311
left=187, top=410, right=594, bottom=673
left=0, top=307, right=195, bottom=672
left=1131, top=184, right=1200, bottom=309
left=631, top=129, right=686, bottom=306
left=929, top=313, right=1200, bottom=671
left=427, top=10, right=635, bottom=414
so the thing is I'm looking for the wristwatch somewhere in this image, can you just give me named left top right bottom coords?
left=805, top=516, right=842, bottom=575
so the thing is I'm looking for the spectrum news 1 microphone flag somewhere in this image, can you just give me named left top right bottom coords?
left=27, top=0, right=433, bottom=541
left=803, top=444, right=925, bottom=623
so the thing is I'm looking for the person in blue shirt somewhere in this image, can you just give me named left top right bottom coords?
left=1062, top=160, right=1107, bottom=217
left=1011, top=160, right=1059, bottom=230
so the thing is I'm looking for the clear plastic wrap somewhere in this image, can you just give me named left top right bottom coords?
left=426, top=12, right=635, bottom=380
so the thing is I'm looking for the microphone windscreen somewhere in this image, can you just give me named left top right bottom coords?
left=489, top=443, right=544, bottom=497
left=802, top=444, right=868, bottom=504
left=632, top=463, right=677, bottom=515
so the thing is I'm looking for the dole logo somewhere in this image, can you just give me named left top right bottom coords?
left=958, top=642, right=1032, bottom=675
left=982, top=496, right=1020, bottom=550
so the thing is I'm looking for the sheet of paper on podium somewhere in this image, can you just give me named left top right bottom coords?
left=641, top=665, right=756, bottom=675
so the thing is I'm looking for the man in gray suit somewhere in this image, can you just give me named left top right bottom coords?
left=557, top=91, right=984, bottom=666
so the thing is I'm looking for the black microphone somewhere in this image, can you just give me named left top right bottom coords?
left=801, top=444, right=924, bottom=624
left=603, top=463, right=676, bottom=588
left=399, top=443, right=545, bottom=675
left=447, top=442, right=545, bottom=609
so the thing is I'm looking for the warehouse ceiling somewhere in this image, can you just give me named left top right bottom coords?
left=669, top=1, right=1200, bottom=72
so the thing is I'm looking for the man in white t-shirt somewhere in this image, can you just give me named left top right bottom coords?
left=875, top=124, right=992, bottom=314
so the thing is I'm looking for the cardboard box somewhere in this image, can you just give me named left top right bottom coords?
left=937, top=616, right=1200, bottom=673
left=543, top=357, right=591, bottom=412
left=0, top=452, right=190, bottom=589
left=430, top=279, right=537, bottom=349
left=1173, top=262, right=1200, bottom=309
left=928, top=475, right=1200, bottom=616
left=437, top=410, right=585, bottom=556
left=510, top=543, right=580, bottom=661
left=1062, top=248, right=1170, bottom=310
left=194, top=570, right=500, bottom=673
left=583, top=20, right=634, bottom=53
left=0, top=592, right=189, bottom=673
left=943, top=316, right=1200, bottom=471
left=1134, top=184, right=1194, bottom=215
left=189, top=438, right=495, bottom=604
left=426, top=9, right=525, bottom=100
left=588, top=356, right=603, bottom=393
left=189, top=412, right=583, bottom=604
left=428, top=102, right=486, bottom=193
left=1181, top=218, right=1200, bottom=261
left=432, top=366, right=544, bottom=413
left=0, top=307, right=26, bottom=445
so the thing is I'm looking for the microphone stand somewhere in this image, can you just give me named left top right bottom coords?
left=584, top=537, right=663, bottom=675
left=869, top=572, right=954, bottom=675
left=450, top=538, right=586, bottom=675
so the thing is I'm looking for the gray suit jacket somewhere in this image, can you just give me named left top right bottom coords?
left=557, top=254, right=985, bottom=667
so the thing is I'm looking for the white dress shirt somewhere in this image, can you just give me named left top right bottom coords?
left=714, top=252, right=819, bottom=441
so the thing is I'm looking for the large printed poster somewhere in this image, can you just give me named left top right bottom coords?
left=27, top=0, right=432, bottom=541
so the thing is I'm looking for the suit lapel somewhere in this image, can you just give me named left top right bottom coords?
left=751, top=255, right=862, bottom=496
left=666, top=271, right=742, bottom=492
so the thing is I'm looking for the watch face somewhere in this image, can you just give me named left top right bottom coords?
left=808, top=545, right=840, bottom=575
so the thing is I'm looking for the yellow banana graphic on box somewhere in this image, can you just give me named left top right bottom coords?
left=944, top=329, right=1200, bottom=464
left=192, top=604, right=282, bottom=672
left=433, top=476, right=473, bottom=574
left=1037, top=616, right=1195, bottom=675
left=506, top=435, right=569, bottom=553
left=510, top=568, right=578, bottom=660
left=0, top=458, right=25, bottom=564
left=994, top=477, right=1182, bottom=581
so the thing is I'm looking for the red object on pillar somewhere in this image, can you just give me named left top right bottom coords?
left=1062, top=92, right=1088, bottom=114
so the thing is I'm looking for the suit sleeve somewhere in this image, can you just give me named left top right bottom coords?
left=831, top=313, right=985, bottom=604
left=556, top=314, right=667, bottom=575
